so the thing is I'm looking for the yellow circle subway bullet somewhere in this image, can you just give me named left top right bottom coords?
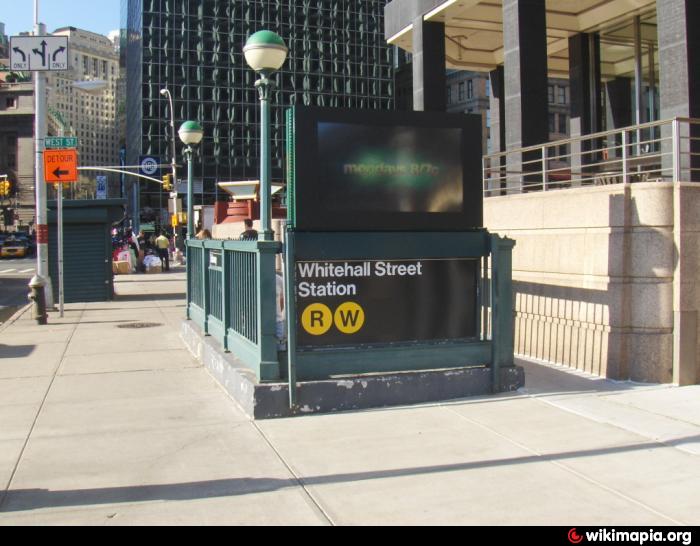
left=334, top=302, right=365, bottom=335
left=301, top=303, right=333, bottom=336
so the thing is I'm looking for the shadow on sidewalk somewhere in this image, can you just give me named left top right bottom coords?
left=0, top=344, right=35, bottom=359
left=2, top=434, right=699, bottom=513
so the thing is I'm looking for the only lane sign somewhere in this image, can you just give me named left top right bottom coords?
left=44, top=149, right=78, bottom=183
left=10, top=36, right=68, bottom=71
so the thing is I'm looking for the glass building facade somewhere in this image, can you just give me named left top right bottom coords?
left=122, top=0, right=394, bottom=219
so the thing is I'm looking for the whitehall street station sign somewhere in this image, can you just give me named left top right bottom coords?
left=295, top=258, right=478, bottom=348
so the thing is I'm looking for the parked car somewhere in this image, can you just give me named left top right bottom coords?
left=1, top=237, right=28, bottom=258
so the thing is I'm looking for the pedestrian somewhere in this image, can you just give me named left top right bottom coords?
left=155, top=231, right=171, bottom=272
left=196, top=228, right=212, bottom=240
left=239, top=219, right=258, bottom=240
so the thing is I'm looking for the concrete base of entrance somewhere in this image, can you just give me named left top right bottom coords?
left=182, top=320, right=525, bottom=420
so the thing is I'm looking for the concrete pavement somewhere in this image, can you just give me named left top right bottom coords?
left=0, top=271, right=698, bottom=525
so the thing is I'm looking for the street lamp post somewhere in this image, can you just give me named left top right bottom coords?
left=160, top=88, right=177, bottom=239
left=178, top=121, right=203, bottom=240
left=243, top=31, right=288, bottom=241
left=159, top=88, right=178, bottom=186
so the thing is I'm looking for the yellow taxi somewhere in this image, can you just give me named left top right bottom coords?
left=1, top=237, right=28, bottom=258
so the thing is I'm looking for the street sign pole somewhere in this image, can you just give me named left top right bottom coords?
left=57, top=182, right=64, bottom=318
left=34, top=19, right=52, bottom=308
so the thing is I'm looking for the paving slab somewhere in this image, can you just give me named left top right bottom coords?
left=0, top=422, right=327, bottom=525
left=58, top=350, right=199, bottom=376
left=0, top=342, right=67, bottom=379
left=33, top=372, right=246, bottom=437
left=257, top=405, right=678, bottom=525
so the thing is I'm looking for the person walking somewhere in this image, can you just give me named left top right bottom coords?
left=155, top=231, right=171, bottom=272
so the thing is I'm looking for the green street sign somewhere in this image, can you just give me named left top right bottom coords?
left=45, top=137, right=78, bottom=149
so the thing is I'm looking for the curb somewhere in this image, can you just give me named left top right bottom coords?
left=0, top=303, right=31, bottom=334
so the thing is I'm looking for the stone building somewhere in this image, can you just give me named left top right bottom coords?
left=48, top=27, right=121, bottom=195
left=0, top=81, right=36, bottom=226
left=386, top=0, right=700, bottom=385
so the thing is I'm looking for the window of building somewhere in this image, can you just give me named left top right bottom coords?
left=558, top=86, right=567, bottom=104
left=548, top=85, right=554, bottom=104
left=458, top=82, right=465, bottom=101
left=558, top=114, right=568, bottom=134
left=486, top=79, right=490, bottom=98
left=548, top=113, right=556, bottom=133
left=467, top=80, right=473, bottom=100
left=447, top=86, right=452, bottom=105
left=5, top=97, right=17, bottom=109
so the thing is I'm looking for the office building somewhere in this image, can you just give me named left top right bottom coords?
left=386, top=0, right=700, bottom=386
left=122, top=0, right=394, bottom=222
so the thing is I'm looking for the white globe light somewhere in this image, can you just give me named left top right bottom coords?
left=243, top=31, right=288, bottom=72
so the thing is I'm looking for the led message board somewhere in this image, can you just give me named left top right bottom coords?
left=288, top=107, right=483, bottom=231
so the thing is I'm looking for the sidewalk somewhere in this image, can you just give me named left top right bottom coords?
left=0, top=272, right=698, bottom=525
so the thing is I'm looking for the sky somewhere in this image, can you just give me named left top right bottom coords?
left=2, top=0, right=121, bottom=38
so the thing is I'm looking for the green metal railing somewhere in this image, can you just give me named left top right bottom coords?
left=187, top=233, right=515, bottom=395
left=187, top=238, right=281, bottom=381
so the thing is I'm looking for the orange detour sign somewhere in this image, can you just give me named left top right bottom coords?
left=44, top=148, right=78, bottom=183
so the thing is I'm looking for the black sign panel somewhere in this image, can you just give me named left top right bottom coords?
left=295, top=258, right=478, bottom=348
left=291, top=107, right=483, bottom=232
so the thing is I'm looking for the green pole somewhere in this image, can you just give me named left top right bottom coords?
left=258, top=75, right=273, bottom=241
left=187, top=146, right=194, bottom=241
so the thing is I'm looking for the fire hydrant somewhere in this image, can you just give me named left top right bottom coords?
left=28, top=275, right=48, bottom=326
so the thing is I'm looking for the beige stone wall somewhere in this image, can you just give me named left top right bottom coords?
left=484, top=182, right=700, bottom=384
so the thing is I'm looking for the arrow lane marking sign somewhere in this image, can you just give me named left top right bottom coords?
left=32, top=40, right=48, bottom=67
left=53, top=168, right=70, bottom=179
left=52, top=47, right=66, bottom=62
left=12, top=48, right=26, bottom=62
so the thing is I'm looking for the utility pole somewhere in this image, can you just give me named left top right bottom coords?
left=34, top=0, right=52, bottom=306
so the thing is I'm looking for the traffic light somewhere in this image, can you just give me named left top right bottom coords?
left=0, top=179, right=9, bottom=197
left=162, top=174, right=172, bottom=191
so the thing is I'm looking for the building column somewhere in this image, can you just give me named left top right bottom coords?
left=605, top=77, right=633, bottom=160
left=657, top=0, right=699, bottom=183
left=488, top=66, right=506, bottom=194
left=502, top=0, right=549, bottom=191
left=569, top=33, right=602, bottom=181
left=658, top=0, right=700, bottom=386
left=412, top=18, right=446, bottom=112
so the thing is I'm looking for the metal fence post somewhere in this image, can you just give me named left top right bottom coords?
left=186, top=241, right=191, bottom=320
left=622, top=129, right=629, bottom=184
left=673, top=118, right=681, bottom=181
left=221, top=243, right=229, bottom=351
left=490, top=234, right=516, bottom=393
left=285, top=226, right=298, bottom=411
left=202, top=243, right=210, bottom=335
left=257, top=241, right=281, bottom=381
left=542, top=146, right=548, bottom=191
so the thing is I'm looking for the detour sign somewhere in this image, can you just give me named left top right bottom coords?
left=44, top=149, right=78, bottom=183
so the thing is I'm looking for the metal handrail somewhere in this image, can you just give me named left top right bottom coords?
left=483, top=117, right=700, bottom=195
left=485, top=117, right=696, bottom=160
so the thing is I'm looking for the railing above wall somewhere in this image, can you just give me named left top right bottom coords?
left=483, top=117, right=700, bottom=196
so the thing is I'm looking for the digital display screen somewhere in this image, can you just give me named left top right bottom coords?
left=290, top=107, right=483, bottom=232
left=318, top=123, right=464, bottom=214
